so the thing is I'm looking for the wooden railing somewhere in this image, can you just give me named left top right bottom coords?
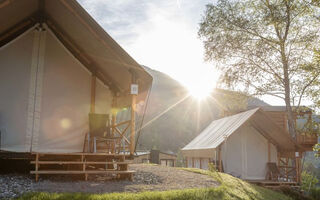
left=296, top=134, right=318, bottom=146
left=83, top=120, right=132, bottom=153
left=30, top=152, right=134, bottom=181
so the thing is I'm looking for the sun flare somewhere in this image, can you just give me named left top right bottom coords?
left=187, top=84, right=213, bottom=100
left=182, top=68, right=219, bottom=101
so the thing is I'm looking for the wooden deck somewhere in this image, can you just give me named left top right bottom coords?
left=247, top=180, right=299, bottom=189
left=30, top=152, right=135, bottom=181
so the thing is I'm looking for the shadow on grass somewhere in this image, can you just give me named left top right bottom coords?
left=17, top=187, right=225, bottom=200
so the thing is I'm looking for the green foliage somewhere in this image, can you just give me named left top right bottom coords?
left=310, top=187, right=320, bottom=200
left=182, top=168, right=292, bottom=200
left=199, top=0, right=320, bottom=139
left=275, top=186, right=312, bottom=200
left=208, top=162, right=217, bottom=172
left=199, top=0, right=320, bottom=103
left=301, top=171, right=319, bottom=192
left=303, top=160, right=320, bottom=180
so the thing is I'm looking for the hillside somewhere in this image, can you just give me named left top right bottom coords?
left=17, top=166, right=292, bottom=200
left=135, top=66, right=268, bottom=153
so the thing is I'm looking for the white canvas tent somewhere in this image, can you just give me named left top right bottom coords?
left=0, top=0, right=152, bottom=153
left=182, top=108, right=301, bottom=180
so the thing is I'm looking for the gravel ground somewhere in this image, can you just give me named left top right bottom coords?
left=0, top=164, right=218, bottom=199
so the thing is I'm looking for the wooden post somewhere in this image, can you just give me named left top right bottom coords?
left=295, top=152, right=301, bottom=183
left=35, top=153, right=39, bottom=182
left=130, top=73, right=137, bottom=156
left=285, top=157, right=289, bottom=181
left=192, top=157, right=194, bottom=168
left=268, top=142, right=271, bottom=162
left=185, top=157, right=188, bottom=168
left=200, top=158, right=202, bottom=169
left=284, top=114, right=288, bottom=132
left=111, top=114, right=116, bottom=153
left=111, top=97, right=117, bottom=153
left=90, top=75, right=96, bottom=113
left=218, top=147, right=222, bottom=172
left=295, top=157, right=299, bottom=182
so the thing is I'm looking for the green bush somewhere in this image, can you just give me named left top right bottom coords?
left=310, top=187, right=320, bottom=200
left=301, top=171, right=319, bottom=192
left=208, top=162, right=216, bottom=172
left=276, top=186, right=312, bottom=200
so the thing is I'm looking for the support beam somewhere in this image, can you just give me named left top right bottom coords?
left=90, top=75, right=96, bottom=113
left=130, top=72, right=137, bottom=156
left=130, top=93, right=136, bottom=155
left=111, top=97, right=117, bottom=154
left=218, top=147, right=222, bottom=172
left=295, top=152, right=302, bottom=183
left=192, top=157, right=194, bottom=168
left=268, top=142, right=271, bottom=162
left=0, top=13, right=37, bottom=48
left=185, top=157, right=188, bottom=168
left=0, top=0, right=12, bottom=9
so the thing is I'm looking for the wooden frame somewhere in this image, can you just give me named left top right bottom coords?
left=31, top=152, right=134, bottom=181
left=90, top=75, right=96, bottom=113
left=130, top=72, right=137, bottom=156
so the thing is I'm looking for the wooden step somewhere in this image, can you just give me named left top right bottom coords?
left=30, top=152, right=134, bottom=181
left=31, top=161, right=132, bottom=165
left=32, top=152, right=126, bottom=156
left=30, top=170, right=135, bottom=174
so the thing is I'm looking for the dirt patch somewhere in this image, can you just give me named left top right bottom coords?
left=0, top=164, right=218, bottom=199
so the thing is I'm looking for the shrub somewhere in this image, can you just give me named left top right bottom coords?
left=208, top=163, right=217, bottom=172
left=310, top=187, right=320, bottom=200
left=276, top=186, right=312, bottom=200
left=301, top=171, right=319, bottom=192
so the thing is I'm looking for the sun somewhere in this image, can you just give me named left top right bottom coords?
left=187, top=84, right=213, bottom=101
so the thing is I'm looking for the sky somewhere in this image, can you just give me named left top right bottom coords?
left=78, top=0, right=284, bottom=105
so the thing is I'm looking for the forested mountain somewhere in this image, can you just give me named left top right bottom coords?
left=135, top=66, right=268, bottom=153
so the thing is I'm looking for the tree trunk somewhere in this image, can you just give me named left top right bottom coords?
left=281, top=44, right=296, bottom=138
left=284, top=78, right=296, bottom=138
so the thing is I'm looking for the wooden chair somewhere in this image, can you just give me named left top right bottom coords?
left=266, top=162, right=280, bottom=181
left=86, top=114, right=122, bottom=153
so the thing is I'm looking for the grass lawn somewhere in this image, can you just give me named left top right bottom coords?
left=16, top=168, right=291, bottom=200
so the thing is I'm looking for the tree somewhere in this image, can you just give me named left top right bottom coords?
left=199, top=0, right=320, bottom=138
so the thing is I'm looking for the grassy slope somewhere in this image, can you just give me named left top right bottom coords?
left=16, top=169, right=291, bottom=200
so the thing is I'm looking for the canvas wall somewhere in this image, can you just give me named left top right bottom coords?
left=221, top=125, right=278, bottom=180
left=0, top=26, right=113, bottom=153
left=0, top=30, right=34, bottom=152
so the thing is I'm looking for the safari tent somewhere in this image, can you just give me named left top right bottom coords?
left=0, top=0, right=152, bottom=154
left=182, top=108, right=303, bottom=181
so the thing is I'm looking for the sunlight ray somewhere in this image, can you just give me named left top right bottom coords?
left=136, top=94, right=191, bottom=132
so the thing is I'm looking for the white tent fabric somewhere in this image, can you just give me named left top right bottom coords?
left=0, top=26, right=113, bottom=152
left=0, top=0, right=153, bottom=153
left=221, top=125, right=277, bottom=180
left=0, top=0, right=153, bottom=106
left=181, top=108, right=293, bottom=180
left=0, top=30, right=34, bottom=152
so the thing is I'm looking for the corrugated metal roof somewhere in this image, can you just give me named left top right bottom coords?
left=182, top=108, right=259, bottom=150
left=182, top=107, right=301, bottom=151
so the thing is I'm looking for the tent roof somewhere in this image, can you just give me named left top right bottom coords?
left=182, top=108, right=300, bottom=152
left=248, top=106, right=312, bottom=113
left=0, top=0, right=152, bottom=106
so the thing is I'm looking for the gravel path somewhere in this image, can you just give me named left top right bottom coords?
left=0, top=164, right=218, bottom=199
